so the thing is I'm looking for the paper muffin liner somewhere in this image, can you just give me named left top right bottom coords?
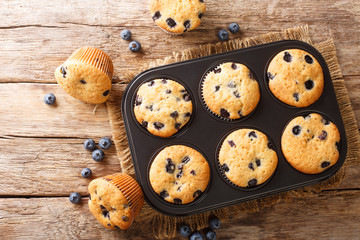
left=66, top=47, right=113, bottom=80
left=102, top=173, right=144, bottom=221
left=215, top=130, right=276, bottom=190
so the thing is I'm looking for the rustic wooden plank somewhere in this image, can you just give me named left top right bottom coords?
left=0, top=137, right=121, bottom=196
left=0, top=83, right=126, bottom=138
left=0, top=190, right=359, bottom=239
left=0, top=0, right=359, bottom=84
left=0, top=135, right=358, bottom=196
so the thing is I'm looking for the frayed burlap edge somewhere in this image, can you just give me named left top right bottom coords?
left=106, top=25, right=360, bottom=239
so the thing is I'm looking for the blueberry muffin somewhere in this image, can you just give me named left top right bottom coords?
left=202, top=62, right=260, bottom=119
left=55, top=47, right=113, bottom=104
left=218, top=129, right=278, bottom=188
left=134, top=79, right=193, bottom=137
left=150, top=0, right=206, bottom=34
left=281, top=113, right=340, bottom=174
left=88, top=173, right=144, bottom=230
left=267, top=49, right=324, bottom=107
left=149, top=145, right=210, bottom=204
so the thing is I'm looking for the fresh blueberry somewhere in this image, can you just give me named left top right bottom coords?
left=129, top=40, right=141, bottom=52
left=69, top=192, right=81, bottom=204
left=190, top=231, right=204, bottom=240
left=217, top=29, right=229, bottom=41
left=43, top=93, right=56, bottom=105
left=92, top=149, right=105, bottom=162
left=84, top=139, right=96, bottom=151
left=205, top=228, right=217, bottom=240
left=209, top=217, right=221, bottom=230
left=81, top=168, right=92, bottom=178
left=121, top=29, right=132, bottom=40
left=99, top=137, right=111, bottom=150
left=179, top=225, right=191, bottom=237
left=228, top=22, right=240, bottom=34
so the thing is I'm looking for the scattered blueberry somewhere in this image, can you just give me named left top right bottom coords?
left=84, top=139, right=96, bottom=151
left=228, top=22, right=240, bottom=34
left=121, top=29, right=132, bottom=40
left=217, top=29, right=229, bottom=41
left=43, top=93, right=56, bottom=105
left=209, top=217, right=221, bottom=230
left=99, top=137, right=112, bottom=150
left=69, top=192, right=81, bottom=204
left=205, top=228, right=217, bottom=240
left=81, top=168, right=92, bottom=178
left=129, top=40, right=141, bottom=52
left=190, top=231, right=204, bottom=240
left=92, top=149, right=105, bottom=162
left=179, top=225, right=192, bottom=238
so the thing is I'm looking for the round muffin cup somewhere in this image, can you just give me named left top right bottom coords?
left=216, top=128, right=278, bottom=190
left=200, top=62, right=260, bottom=121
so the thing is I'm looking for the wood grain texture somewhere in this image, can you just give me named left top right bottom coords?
left=0, top=191, right=359, bottom=239
left=0, top=137, right=121, bottom=196
left=0, top=0, right=359, bottom=239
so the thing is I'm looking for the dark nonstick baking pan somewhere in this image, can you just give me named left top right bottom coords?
left=121, top=40, right=347, bottom=216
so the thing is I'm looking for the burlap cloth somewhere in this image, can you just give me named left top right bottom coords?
left=106, top=26, right=360, bottom=239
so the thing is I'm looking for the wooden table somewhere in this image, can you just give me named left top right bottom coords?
left=1, top=0, right=359, bottom=239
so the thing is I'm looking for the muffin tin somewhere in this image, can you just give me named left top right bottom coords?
left=121, top=40, right=347, bottom=216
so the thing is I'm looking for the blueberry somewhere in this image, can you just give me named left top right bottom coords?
left=165, top=158, right=175, bottom=173
left=267, top=72, right=275, bottom=80
left=209, top=217, right=221, bottom=229
left=159, top=190, right=169, bottom=199
left=205, top=228, right=217, bottom=240
left=222, top=164, right=229, bottom=172
left=179, top=224, right=192, bottom=238
left=84, top=139, right=96, bottom=151
left=220, top=108, right=230, bottom=118
left=217, top=29, right=229, bottom=41
left=43, top=93, right=56, bottom=105
left=248, top=162, right=254, bottom=170
left=190, top=231, right=204, bottom=240
left=215, top=85, right=220, bottom=92
left=121, top=29, right=132, bottom=40
left=305, top=55, right=313, bottom=64
left=248, top=131, right=257, bottom=138
left=321, top=161, right=331, bottom=168
left=228, top=22, right=240, bottom=34
left=248, top=178, right=257, bottom=187
left=293, top=93, right=299, bottom=102
left=99, top=137, right=111, bottom=150
left=173, top=198, right=182, bottom=204
left=154, top=122, right=164, bottom=130
left=318, top=130, right=328, bottom=140
left=92, top=149, right=105, bottom=162
left=69, top=192, right=81, bottom=204
left=292, top=125, right=301, bottom=135
left=81, top=168, right=92, bottom=178
left=283, top=51, right=292, bottom=62
left=193, top=190, right=202, bottom=198
left=152, top=11, right=161, bottom=21
left=305, top=80, right=314, bottom=90
left=227, top=140, right=236, bottom=147
left=166, top=18, right=177, bottom=28
left=129, top=40, right=141, bottom=52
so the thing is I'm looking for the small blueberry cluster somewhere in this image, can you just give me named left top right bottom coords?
left=179, top=217, right=221, bottom=240
left=217, top=22, right=240, bottom=42
left=121, top=29, right=141, bottom=52
left=69, top=137, right=112, bottom=204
